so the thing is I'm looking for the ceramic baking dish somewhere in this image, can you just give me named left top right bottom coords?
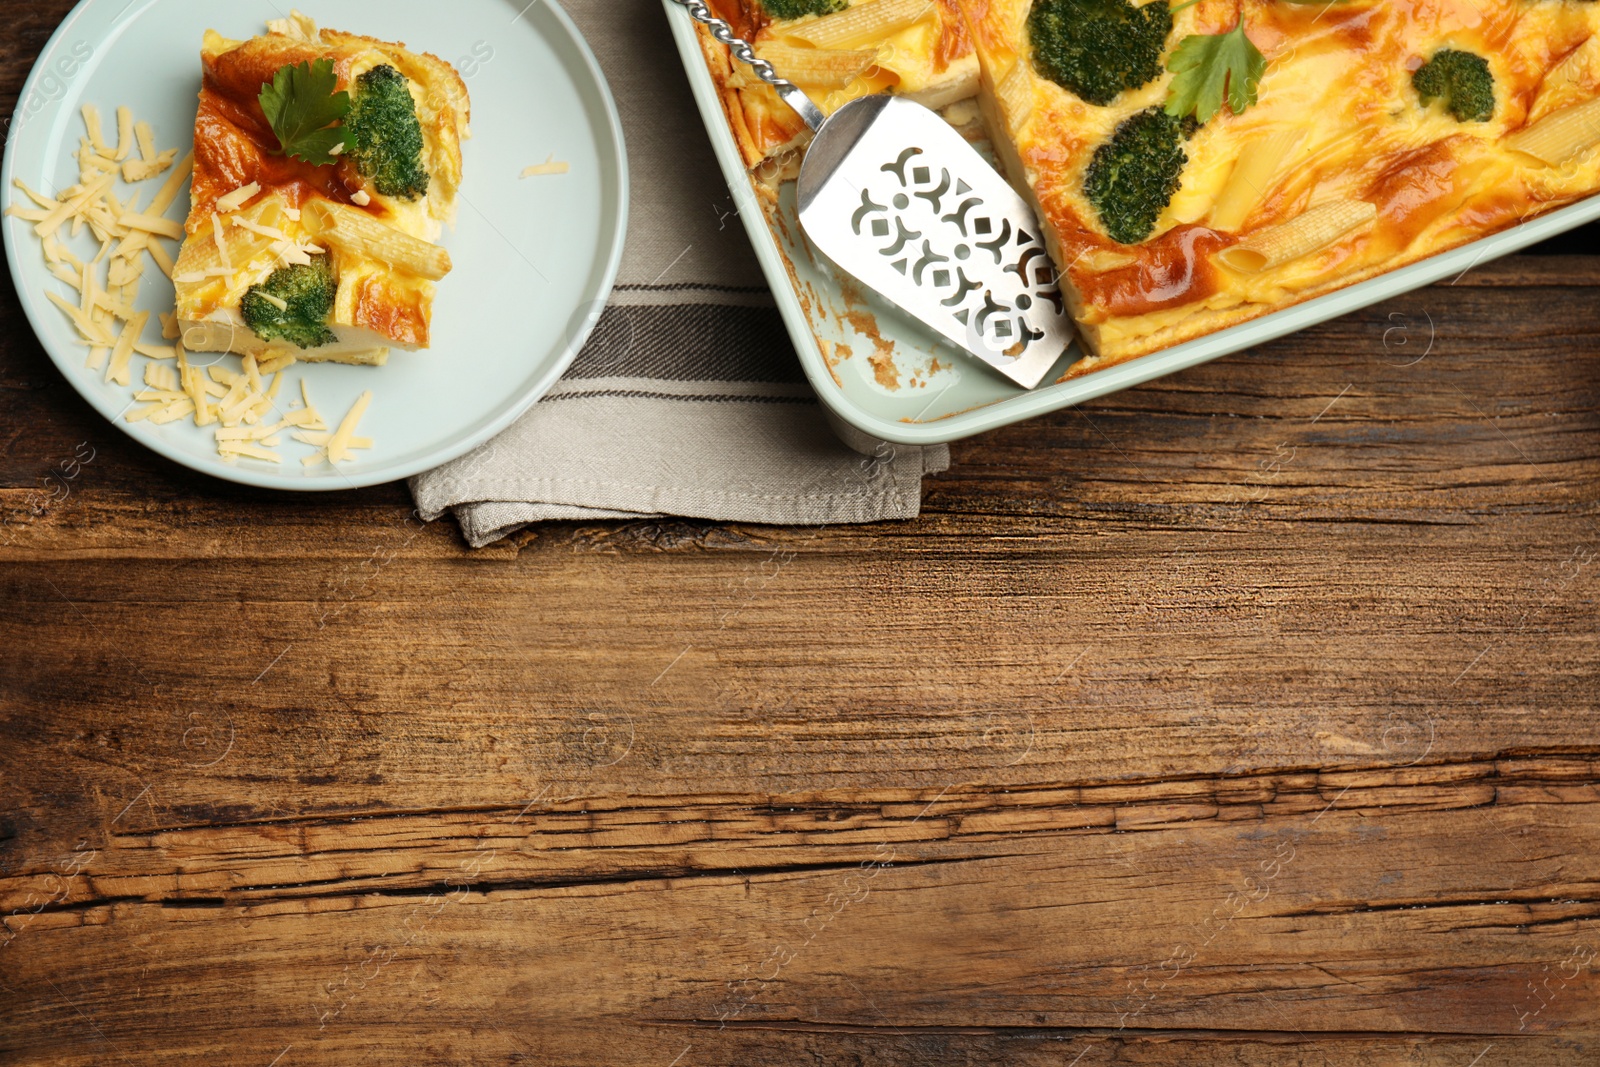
left=665, top=3, right=1600, bottom=451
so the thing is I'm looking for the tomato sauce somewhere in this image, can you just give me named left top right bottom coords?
left=188, top=43, right=376, bottom=228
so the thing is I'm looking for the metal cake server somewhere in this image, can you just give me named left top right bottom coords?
left=674, top=0, right=1074, bottom=390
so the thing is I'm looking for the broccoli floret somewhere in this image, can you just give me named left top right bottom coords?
left=241, top=257, right=339, bottom=349
left=1413, top=48, right=1494, bottom=123
left=1084, top=107, right=1188, bottom=245
left=345, top=64, right=430, bottom=200
left=761, top=0, right=846, bottom=18
left=1027, top=0, right=1172, bottom=106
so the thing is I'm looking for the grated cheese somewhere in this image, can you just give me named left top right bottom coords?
left=112, top=106, right=134, bottom=162
left=148, top=399, right=197, bottom=425
left=147, top=240, right=175, bottom=278
left=210, top=212, right=232, bottom=269
left=91, top=289, right=139, bottom=321
left=214, top=375, right=248, bottom=413
left=46, top=290, right=115, bottom=345
left=521, top=156, right=571, bottom=178
left=11, top=178, right=60, bottom=211
left=294, top=431, right=374, bottom=449
left=81, top=105, right=108, bottom=154
left=217, top=421, right=288, bottom=443
left=144, top=362, right=180, bottom=391
left=14, top=101, right=377, bottom=468
left=106, top=312, right=149, bottom=386
left=135, top=121, right=157, bottom=164
left=257, top=352, right=297, bottom=375
left=107, top=257, right=143, bottom=287
left=122, top=151, right=177, bottom=183
left=119, top=212, right=184, bottom=239
left=35, top=174, right=115, bottom=238
left=217, top=441, right=283, bottom=463
left=324, top=390, right=372, bottom=464
left=216, top=182, right=261, bottom=214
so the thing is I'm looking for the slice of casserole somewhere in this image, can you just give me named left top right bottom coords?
left=959, top=0, right=1600, bottom=377
left=173, top=10, right=469, bottom=366
left=700, top=0, right=980, bottom=182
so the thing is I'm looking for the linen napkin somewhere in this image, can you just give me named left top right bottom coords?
left=408, top=0, right=949, bottom=548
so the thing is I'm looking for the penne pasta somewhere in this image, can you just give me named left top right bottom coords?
left=996, top=58, right=1034, bottom=132
left=752, top=39, right=879, bottom=89
left=777, top=0, right=934, bottom=49
left=311, top=201, right=453, bottom=279
left=1217, top=199, right=1377, bottom=274
left=1505, top=98, right=1600, bottom=166
left=1209, top=128, right=1307, bottom=233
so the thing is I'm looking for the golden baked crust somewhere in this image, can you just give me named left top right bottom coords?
left=173, top=12, right=469, bottom=362
left=959, top=0, right=1600, bottom=377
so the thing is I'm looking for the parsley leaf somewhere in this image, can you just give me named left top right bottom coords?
left=259, top=59, right=354, bottom=167
left=1164, top=20, right=1267, bottom=124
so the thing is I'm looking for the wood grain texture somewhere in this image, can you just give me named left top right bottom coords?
left=3, top=2, right=1600, bottom=1063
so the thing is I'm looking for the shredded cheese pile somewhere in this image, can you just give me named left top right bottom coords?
left=4, top=103, right=375, bottom=469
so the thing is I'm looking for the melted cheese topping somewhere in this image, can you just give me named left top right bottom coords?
left=963, top=0, right=1600, bottom=366
left=708, top=0, right=978, bottom=165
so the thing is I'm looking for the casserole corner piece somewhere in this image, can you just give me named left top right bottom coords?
left=173, top=9, right=471, bottom=367
left=697, top=0, right=981, bottom=184
left=958, top=0, right=1600, bottom=381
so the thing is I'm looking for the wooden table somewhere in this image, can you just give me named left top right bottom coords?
left=5, top=10, right=1600, bottom=1066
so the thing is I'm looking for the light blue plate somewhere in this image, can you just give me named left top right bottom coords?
left=2, top=0, right=628, bottom=490
left=666, top=2, right=1600, bottom=449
